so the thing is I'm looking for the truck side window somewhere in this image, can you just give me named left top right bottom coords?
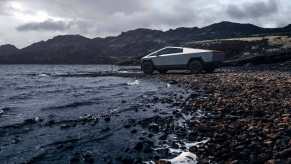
left=157, top=48, right=182, bottom=55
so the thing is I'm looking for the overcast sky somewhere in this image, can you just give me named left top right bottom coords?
left=0, top=0, right=290, bottom=48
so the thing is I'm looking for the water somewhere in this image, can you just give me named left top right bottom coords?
left=0, top=65, right=189, bottom=163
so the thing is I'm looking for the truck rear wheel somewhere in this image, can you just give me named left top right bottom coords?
left=188, top=60, right=203, bottom=74
left=205, top=66, right=215, bottom=73
left=141, top=61, right=154, bottom=75
left=158, top=69, right=167, bottom=74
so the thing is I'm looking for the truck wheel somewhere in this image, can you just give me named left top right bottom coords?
left=205, top=67, right=215, bottom=73
left=188, top=60, right=203, bottom=74
left=158, top=69, right=167, bottom=74
left=141, top=61, right=154, bottom=75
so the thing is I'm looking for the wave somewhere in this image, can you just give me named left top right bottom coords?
left=42, top=101, right=98, bottom=110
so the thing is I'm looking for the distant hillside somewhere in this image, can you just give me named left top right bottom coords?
left=0, top=21, right=290, bottom=64
left=0, top=44, right=19, bottom=55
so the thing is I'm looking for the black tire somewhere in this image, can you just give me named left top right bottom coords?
left=205, top=66, right=215, bottom=73
left=141, top=61, right=154, bottom=75
left=188, top=60, right=203, bottom=74
left=158, top=69, right=167, bottom=74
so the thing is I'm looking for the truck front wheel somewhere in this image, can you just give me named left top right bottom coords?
left=141, top=61, right=154, bottom=75
left=188, top=60, right=203, bottom=74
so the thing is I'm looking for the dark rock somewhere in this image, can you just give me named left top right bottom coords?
left=148, top=133, right=154, bottom=138
left=153, top=96, right=159, bottom=103
left=276, top=148, right=291, bottom=158
left=148, top=123, right=160, bottom=133
left=11, top=137, right=20, bottom=144
left=84, top=152, right=95, bottom=164
left=104, top=117, right=111, bottom=122
left=121, top=157, right=135, bottom=164
left=124, top=124, right=131, bottom=128
left=24, top=118, right=37, bottom=124
left=134, top=142, right=143, bottom=152
left=1, top=107, right=11, bottom=111
left=131, top=129, right=137, bottom=134
left=70, top=156, right=81, bottom=164
left=45, top=119, right=55, bottom=126
left=168, top=80, right=178, bottom=85
left=159, top=134, right=168, bottom=140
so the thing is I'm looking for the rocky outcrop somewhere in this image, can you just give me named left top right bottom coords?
left=185, top=36, right=291, bottom=66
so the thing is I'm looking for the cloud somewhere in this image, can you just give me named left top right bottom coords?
left=0, top=0, right=290, bottom=48
left=227, top=0, right=279, bottom=19
left=0, top=1, right=9, bottom=15
left=16, top=19, right=70, bottom=32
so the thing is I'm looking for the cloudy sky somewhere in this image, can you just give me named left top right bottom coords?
left=0, top=0, right=290, bottom=48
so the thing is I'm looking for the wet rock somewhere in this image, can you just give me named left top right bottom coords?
left=168, top=80, right=178, bottom=85
left=124, top=124, right=131, bottom=129
left=134, top=142, right=143, bottom=152
left=276, top=148, right=291, bottom=158
left=0, top=107, right=11, bottom=115
left=24, top=118, right=38, bottom=124
left=134, top=140, right=154, bottom=153
left=153, top=96, right=159, bottom=103
left=83, top=152, right=95, bottom=164
left=131, top=129, right=137, bottom=134
left=159, top=134, right=168, bottom=140
left=70, top=153, right=81, bottom=164
left=45, top=119, right=55, bottom=126
left=11, top=137, right=21, bottom=144
left=104, top=117, right=111, bottom=122
left=148, top=123, right=159, bottom=133
left=148, top=133, right=154, bottom=138
left=153, top=109, right=159, bottom=113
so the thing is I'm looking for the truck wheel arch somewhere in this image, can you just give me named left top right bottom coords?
left=187, top=57, right=204, bottom=67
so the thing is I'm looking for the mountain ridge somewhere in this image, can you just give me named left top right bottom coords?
left=1, top=21, right=291, bottom=64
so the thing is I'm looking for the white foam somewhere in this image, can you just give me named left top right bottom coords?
left=119, top=71, right=129, bottom=73
left=184, top=139, right=210, bottom=150
left=167, top=152, right=198, bottom=164
left=127, top=80, right=140, bottom=86
left=39, top=73, right=49, bottom=77
left=169, top=148, right=183, bottom=154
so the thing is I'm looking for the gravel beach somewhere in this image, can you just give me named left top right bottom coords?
left=156, top=64, right=291, bottom=163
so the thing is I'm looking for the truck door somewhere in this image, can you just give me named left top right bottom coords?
left=153, top=48, right=183, bottom=66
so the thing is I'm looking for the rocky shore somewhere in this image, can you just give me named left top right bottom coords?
left=156, top=65, right=291, bottom=163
